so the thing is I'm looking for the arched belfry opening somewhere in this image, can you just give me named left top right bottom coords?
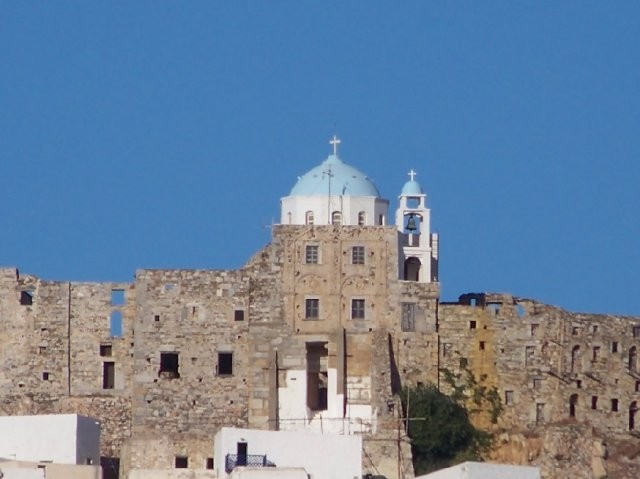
left=404, top=257, right=421, bottom=281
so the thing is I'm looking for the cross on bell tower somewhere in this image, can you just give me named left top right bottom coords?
left=329, top=135, right=341, bottom=156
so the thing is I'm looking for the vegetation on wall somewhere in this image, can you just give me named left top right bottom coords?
left=401, top=369, right=502, bottom=474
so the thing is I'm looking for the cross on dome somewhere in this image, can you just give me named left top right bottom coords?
left=329, top=135, right=341, bottom=155
left=408, top=169, right=417, bottom=181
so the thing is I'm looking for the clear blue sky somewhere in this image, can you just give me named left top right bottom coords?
left=1, top=2, right=639, bottom=315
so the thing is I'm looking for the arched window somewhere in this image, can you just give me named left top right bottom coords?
left=569, top=394, right=578, bottom=418
left=305, top=211, right=314, bottom=225
left=331, top=211, right=342, bottom=226
left=571, top=345, right=581, bottom=373
left=358, top=211, right=366, bottom=226
left=404, top=257, right=421, bottom=281
left=630, top=346, right=637, bottom=373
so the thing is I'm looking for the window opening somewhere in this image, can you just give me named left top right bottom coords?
left=110, top=311, right=123, bottom=337
left=592, top=396, right=598, bottom=410
left=535, top=403, right=544, bottom=424
left=612, top=341, right=619, bottom=353
left=533, top=378, right=542, bottom=390
left=525, top=346, right=535, bottom=366
left=357, top=211, right=366, bottom=226
left=236, top=442, right=247, bottom=466
left=159, top=352, right=180, bottom=378
left=234, top=310, right=245, bottom=322
left=103, top=362, right=115, bottom=389
left=42, top=372, right=50, bottom=381
left=612, top=398, right=619, bottom=412
left=630, top=401, right=638, bottom=430
left=569, top=394, right=578, bottom=418
left=630, top=346, right=637, bottom=373
left=305, top=245, right=319, bottom=264
left=331, top=211, right=342, bottom=226
left=218, top=352, right=233, bottom=375
left=100, top=344, right=112, bottom=357
left=175, top=457, right=188, bottom=469
left=20, top=290, right=34, bottom=306
left=570, top=345, right=580, bottom=373
left=404, top=257, right=421, bottom=281
left=305, top=299, right=319, bottom=320
left=111, top=289, right=125, bottom=305
left=305, top=211, right=314, bottom=225
left=352, top=246, right=365, bottom=264
left=306, top=342, right=328, bottom=411
left=634, top=326, right=640, bottom=338
left=401, top=303, right=416, bottom=332
left=351, top=299, right=365, bottom=320
left=206, top=458, right=214, bottom=470
left=592, top=346, right=600, bottom=361
left=469, top=320, right=477, bottom=329
left=505, top=390, right=514, bottom=406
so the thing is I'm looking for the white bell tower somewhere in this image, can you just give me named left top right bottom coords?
left=395, top=170, right=439, bottom=283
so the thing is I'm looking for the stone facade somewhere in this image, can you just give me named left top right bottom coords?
left=1, top=227, right=639, bottom=479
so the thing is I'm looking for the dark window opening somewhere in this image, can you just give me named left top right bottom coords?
left=630, top=401, right=638, bottom=430
left=20, top=290, right=34, bottom=306
left=612, top=398, right=619, bottom=412
left=479, top=341, right=486, bottom=350
left=634, top=326, right=640, bottom=338
left=103, top=362, right=115, bottom=389
left=306, top=342, right=328, bottom=411
left=111, top=289, right=125, bottom=305
left=569, top=394, right=578, bottom=418
left=351, top=299, right=365, bottom=319
left=42, top=372, right=50, bottom=381
left=612, top=341, right=619, bottom=353
left=154, top=314, right=160, bottom=322
left=305, top=299, right=319, bottom=320
left=401, top=303, right=416, bottom=332
left=352, top=246, right=365, bottom=265
left=175, top=456, right=188, bottom=469
left=100, top=344, right=112, bottom=357
left=305, top=245, right=319, bottom=264
left=234, top=310, right=245, bottom=321
left=159, top=352, right=180, bottom=378
left=218, top=352, right=233, bottom=375
left=206, top=458, right=214, bottom=470
left=110, top=311, right=123, bottom=337
left=469, top=320, right=476, bottom=329
left=459, top=357, right=468, bottom=368
left=404, top=257, right=421, bottom=281
left=592, top=396, right=598, bottom=410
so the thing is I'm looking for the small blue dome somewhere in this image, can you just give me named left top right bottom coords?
left=290, top=155, right=380, bottom=197
left=401, top=180, right=423, bottom=196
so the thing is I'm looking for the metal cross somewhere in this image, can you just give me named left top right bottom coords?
left=329, top=135, right=341, bottom=155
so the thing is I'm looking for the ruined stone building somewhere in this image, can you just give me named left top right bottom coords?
left=1, top=138, right=639, bottom=479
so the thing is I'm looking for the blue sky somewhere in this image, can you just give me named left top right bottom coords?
left=1, top=2, right=639, bottom=315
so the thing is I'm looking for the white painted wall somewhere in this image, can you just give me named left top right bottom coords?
left=230, top=467, right=309, bottom=479
left=214, top=427, right=361, bottom=479
left=277, top=368, right=373, bottom=434
left=416, top=462, right=540, bottom=479
left=0, top=467, right=44, bottom=479
left=0, top=414, right=100, bottom=466
left=281, top=195, right=388, bottom=226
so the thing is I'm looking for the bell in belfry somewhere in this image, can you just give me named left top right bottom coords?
left=406, top=214, right=417, bottom=232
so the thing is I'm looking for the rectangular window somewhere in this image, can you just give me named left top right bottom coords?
left=535, top=403, right=544, bottom=424
left=533, top=378, right=542, bottom=390
left=592, top=396, right=598, bottom=409
left=612, top=341, right=619, bottom=353
left=306, top=342, right=328, bottom=411
left=218, top=352, right=233, bottom=375
left=206, top=458, right=214, bottom=470
left=103, top=362, right=115, bottom=389
left=351, top=299, right=365, bottom=319
left=305, top=245, right=319, bottom=264
left=234, top=310, right=245, bottom=321
left=352, top=246, right=365, bottom=264
left=592, top=346, right=601, bottom=361
left=100, top=344, right=112, bottom=357
left=175, top=457, right=188, bottom=469
left=159, top=352, right=180, bottom=378
left=469, top=320, right=477, bottom=329
left=42, top=372, right=50, bottom=381
left=634, top=326, right=640, bottom=338
left=401, top=303, right=416, bottom=332
left=459, top=357, right=468, bottom=368
left=612, top=398, right=619, bottom=412
left=305, top=299, right=319, bottom=320
left=479, top=341, right=486, bottom=350
left=111, top=289, right=125, bottom=305
left=505, top=390, right=514, bottom=406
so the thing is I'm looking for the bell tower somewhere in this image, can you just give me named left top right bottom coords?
left=395, top=170, right=439, bottom=283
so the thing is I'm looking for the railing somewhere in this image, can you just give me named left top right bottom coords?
left=225, top=454, right=274, bottom=473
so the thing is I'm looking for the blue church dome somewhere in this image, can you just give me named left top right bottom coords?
left=289, top=154, right=380, bottom=197
left=400, top=179, right=423, bottom=196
